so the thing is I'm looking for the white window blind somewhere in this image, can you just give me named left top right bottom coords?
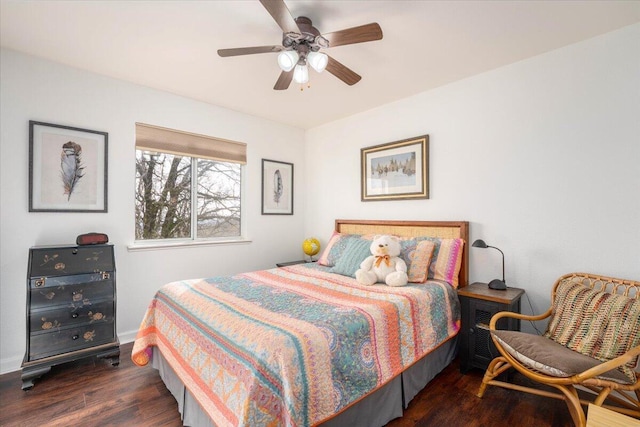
left=135, top=123, right=246, bottom=164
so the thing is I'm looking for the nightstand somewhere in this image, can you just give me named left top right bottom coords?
left=457, top=282, right=525, bottom=373
left=276, top=260, right=314, bottom=267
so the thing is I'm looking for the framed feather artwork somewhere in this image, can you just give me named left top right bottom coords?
left=29, top=121, right=108, bottom=212
left=261, top=159, right=293, bottom=215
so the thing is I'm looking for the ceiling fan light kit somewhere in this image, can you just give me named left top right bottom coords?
left=293, top=64, right=309, bottom=84
left=307, top=51, right=328, bottom=73
left=277, top=50, right=299, bottom=72
left=217, top=0, right=383, bottom=91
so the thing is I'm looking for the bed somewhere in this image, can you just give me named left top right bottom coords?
left=132, top=219, right=469, bottom=427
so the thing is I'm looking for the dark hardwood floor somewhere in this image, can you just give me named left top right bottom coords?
left=0, top=342, right=574, bottom=427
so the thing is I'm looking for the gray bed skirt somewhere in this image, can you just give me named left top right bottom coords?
left=151, top=336, right=458, bottom=427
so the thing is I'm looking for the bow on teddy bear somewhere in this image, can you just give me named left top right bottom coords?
left=355, top=235, right=408, bottom=287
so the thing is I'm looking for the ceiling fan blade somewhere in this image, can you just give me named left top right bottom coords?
left=325, top=56, right=361, bottom=86
left=323, top=23, right=383, bottom=48
left=218, top=45, right=283, bottom=57
left=274, top=70, right=294, bottom=90
left=259, top=0, right=300, bottom=34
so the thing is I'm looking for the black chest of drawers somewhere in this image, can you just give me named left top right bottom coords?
left=21, top=244, right=120, bottom=389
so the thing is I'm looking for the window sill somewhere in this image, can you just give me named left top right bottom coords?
left=127, top=238, right=252, bottom=252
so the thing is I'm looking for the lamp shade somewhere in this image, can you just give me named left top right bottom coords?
left=307, top=51, right=328, bottom=73
left=277, top=51, right=299, bottom=72
left=472, top=239, right=488, bottom=248
left=293, top=64, right=309, bottom=84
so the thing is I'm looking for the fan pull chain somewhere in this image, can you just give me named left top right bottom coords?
left=299, top=81, right=311, bottom=91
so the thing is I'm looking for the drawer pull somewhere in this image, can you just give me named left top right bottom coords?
left=71, top=313, right=79, bottom=319
left=35, top=278, right=45, bottom=287
left=102, top=272, right=110, bottom=280
left=72, top=335, right=79, bottom=340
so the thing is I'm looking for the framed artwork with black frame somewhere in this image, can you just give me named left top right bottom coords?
left=29, top=120, right=108, bottom=212
left=261, top=159, right=293, bottom=215
left=361, top=135, right=429, bottom=201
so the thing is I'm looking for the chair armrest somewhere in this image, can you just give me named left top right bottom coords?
left=575, top=345, right=640, bottom=382
left=489, top=308, right=553, bottom=330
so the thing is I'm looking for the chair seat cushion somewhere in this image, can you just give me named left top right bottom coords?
left=492, top=330, right=632, bottom=384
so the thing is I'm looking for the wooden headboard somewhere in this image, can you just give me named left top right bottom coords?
left=335, top=219, right=470, bottom=288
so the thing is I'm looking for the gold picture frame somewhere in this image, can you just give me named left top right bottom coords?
left=361, top=135, right=428, bottom=201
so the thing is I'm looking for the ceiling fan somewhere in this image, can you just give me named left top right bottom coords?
left=217, top=0, right=383, bottom=90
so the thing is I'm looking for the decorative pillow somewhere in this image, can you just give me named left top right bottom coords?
left=329, top=238, right=373, bottom=277
left=404, top=240, right=436, bottom=283
left=317, top=232, right=345, bottom=266
left=428, top=238, right=465, bottom=288
left=399, top=238, right=419, bottom=268
left=317, top=233, right=372, bottom=267
left=544, top=278, right=640, bottom=383
left=319, top=233, right=464, bottom=286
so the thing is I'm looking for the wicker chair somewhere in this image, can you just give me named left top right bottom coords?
left=477, top=272, right=640, bottom=427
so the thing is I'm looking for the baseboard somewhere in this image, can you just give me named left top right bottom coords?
left=0, top=355, right=24, bottom=376
left=117, top=329, right=137, bottom=345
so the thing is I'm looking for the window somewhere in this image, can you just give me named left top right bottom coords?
left=134, top=123, right=246, bottom=242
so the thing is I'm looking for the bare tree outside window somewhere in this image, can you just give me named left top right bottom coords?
left=135, top=151, right=241, bottom=240
left=197, top=159, right=241, bottom=238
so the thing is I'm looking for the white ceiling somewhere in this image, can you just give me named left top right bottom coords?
left=2, top=1, right=639, bottom=130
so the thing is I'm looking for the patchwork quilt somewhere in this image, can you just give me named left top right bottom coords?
left=132, top=264, right=460, bottom=427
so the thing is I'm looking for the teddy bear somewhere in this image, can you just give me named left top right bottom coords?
left=355, top=235, right=408, bottom=287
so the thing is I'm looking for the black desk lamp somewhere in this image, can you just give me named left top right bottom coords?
left=472, top=239, right=507, bottom=290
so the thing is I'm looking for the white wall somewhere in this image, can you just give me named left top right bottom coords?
left=304, top=24, right=640, bottom=325
left=0, top=49, right=306, bottom=373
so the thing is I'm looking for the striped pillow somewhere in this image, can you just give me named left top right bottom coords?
left=544, top=278, right=640, bottom=383
left=399, top=237, right=464, bottom=286
left=428, top=238, right=465, bottom=288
